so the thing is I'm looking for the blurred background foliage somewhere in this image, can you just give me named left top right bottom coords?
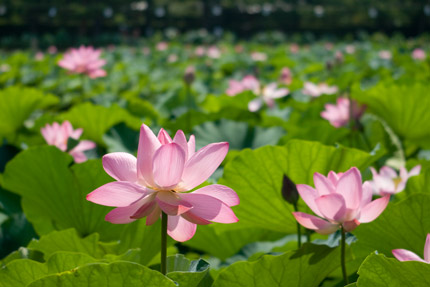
left=0, top=0, right=430, bottom=48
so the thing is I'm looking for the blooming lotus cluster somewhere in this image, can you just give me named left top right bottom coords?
left=293, top=167, right=390, bottom=234
left=302, top=82, right=338, bottom=98
left=412, top=48, right=426, bottom=60
left=41, top=121, right=96, bottom=163
left=58, top=46, right=106, bottom=78
left=370, top=165, right=421, bottom=196
left=321, top=97, right=365, bottom=128
left=392, top=234, right=430, bottom=263
left=250, top=52, right=268, bottom=62
left=226, top=75, right=288, bottom=112
left=87, top=124, right=239, bottom=242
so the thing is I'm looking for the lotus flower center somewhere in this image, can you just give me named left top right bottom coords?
left=393, top=177, right=402, bottom=188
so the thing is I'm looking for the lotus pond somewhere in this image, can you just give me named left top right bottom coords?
left=0, top=35, right=429, bottom=286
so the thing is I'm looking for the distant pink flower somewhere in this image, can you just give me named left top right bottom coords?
left=324, top=42, right=334, bottom=51
left=321, top=98, right=365, bottom=128
left=87, top=124, right=239, bottom=242
left=302, top=82, right=338, bottom=98
left=251, top=52, right=268, bottom=62
left=370, top=165, right=421, bottom=196
left=58, top=46, right=107, bottom=78
left=293, top=167, right=390, bottom=234
left=235, top=45, right=244, bottom=53
left=412, top=48, right=426, bottom=60
left=345, top=45, right=355, bottom=54
left=47, top=46, right=57, bottom=54
left=248, top=83, right=289, bottom=112
left=226, top=75, right=260, bottom=96
left=167, top=54, right=178, bottom=63
left=156, top=42, right=168, bottom=51
left=41, top=121, right=96, bottom=163
left=290, top=43, right=300, bottom=54
left=207, top=46, right=221, bottom=59
left=393, top=234, right=430, bottom=263
left=279, top=67, right=292, bottom=85
left=195, top=46, right=206, bottom=57
left=35, top=52, right=44, bottom=61
left=335, top=51, right=344, bottom=64
left=379, top=50, right=392, bottom=60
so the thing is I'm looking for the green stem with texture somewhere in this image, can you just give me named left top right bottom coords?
left=161, top=211, right=168, bottom=275
left=341, top=227, right=348, bottom=285
left=293, top=204, right=302, bottom=248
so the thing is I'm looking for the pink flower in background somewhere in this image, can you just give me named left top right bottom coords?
left=290, top=43, right=299, bottom=54
left=87, top=124, right=239, bottom=242
left=226, top=75, right=260, bottom=96
left=370, top=165, right=421, bottom=196
left=335, top=50, right=344, bottom=64
left=194, top=46, right=206, bottom=57
left=379, top=50, right=392, bottom=60
left=279, top=67, right=293, bottom=85
left=393, top=234, right=430, bottom=263
left=207, top=46, right=221, bottom=59
left=412, top=48, right=426, bottom=60
left=302, top=82, right=338, bottom=97
left=58, top=46, right=107, bottom=78
left=248, top=83, right=289, bottom=112
left=168, top=54, right=178, bottom=63
left=324, top=42, right=334, bottom=51
left=35, top=52, right=44, bottom=61
left=293, top=167, right=390, bottom=234
left=156, top=42, right=168, bottom=51
left=251, top=52, right=268, bottom=62
left=345, top=45, right=355, bottom=54
left=321, top=98, right=365, bottom=128
left=41, top=121, right=96, bottom=163
left=47, top=45, right=57, bottom=54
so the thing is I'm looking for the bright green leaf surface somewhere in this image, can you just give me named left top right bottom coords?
left=219, top=139, right=381, bottom=232
left=0, top=86, right=58, bottom=139
left=3, top=146, right=123, bottom=240
left=352, top=83, right=430, bottom=142
left=164, top=254, right=210, bottom=287
left=212, top=243, right=344, bottom=287
left=354, top=193, right=430, bottom=260
left=357, top=253, right=430, bottom=286
left=60, top=102, right=141, bottom=144
left=0, top=252, right=97, bottom=287
left=28, top=261, right=176, bottom=287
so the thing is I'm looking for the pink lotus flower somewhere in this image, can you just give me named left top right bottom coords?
left=156, top=42, right=168, bottom=51
left=370, top=165, right=421, bottom=195
left=412, top=48, right=426, bottom=60
left=58, top=46, right=107, bottom=78
left=321, top=97, right=366, bottom=128
left=41, top=121, right=96, bottom=163
left=248, top=83, right=289, bottom=112
left=86, top=124, right=239, bottom=242
left=35, top=52, right=44, bottom=61
left=226, top=75, right=260, bottom=96
left=207, top=46, right=221, bottom=59
left=293, top=167, right=390, bottom=234
left=345, top=45, right=355, bottom=54
left=279, top=67, right=292, bottom=85
left=302, top=82, right=338, bottom=98
left=47, top=45, right=57, bottom=54
left=379, top=50, right=392, bottom=60
left=392, top=234, right=430, bottom=263
left=194, top=46, right=206, bottom=57
left=251, top=52, right=268, bottom=62
left=290, top=43, right=299, bottom=54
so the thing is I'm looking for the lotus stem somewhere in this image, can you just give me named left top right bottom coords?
left=341, top=226, right=348, bottom=285
left=161, top=211, right=168, bottom=275
left=293, top=203, right=302, bottom=248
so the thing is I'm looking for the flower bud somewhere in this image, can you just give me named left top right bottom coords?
left=183, top=66, right=195, bottom=85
